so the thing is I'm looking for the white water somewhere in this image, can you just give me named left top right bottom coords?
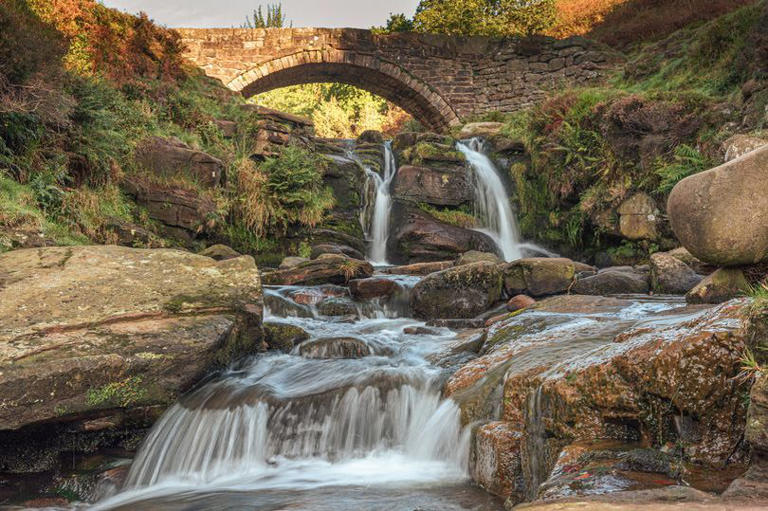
left=457, top=138, right=523, bottom=262
left=95, top=283, right=473, bottom=510
left=366, top=142, right=398, bottom=264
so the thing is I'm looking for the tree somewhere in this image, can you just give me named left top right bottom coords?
left=244, top=3, right=288, bottom=29
left=374, top=13, right=415, bottom=33
left=412, top=0, right=556, bottom=37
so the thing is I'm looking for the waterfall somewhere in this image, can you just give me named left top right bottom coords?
left=364, top=142, right=398, bottom=265
left=123, top=380, right=468, bottom=489
left=457, top=138, right=522, bottom=262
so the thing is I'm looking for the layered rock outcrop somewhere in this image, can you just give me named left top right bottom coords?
left=0, top=246, right=264, bottom=471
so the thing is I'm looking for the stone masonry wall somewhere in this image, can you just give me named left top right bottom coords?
left=178, top=28, right=622, bottom=130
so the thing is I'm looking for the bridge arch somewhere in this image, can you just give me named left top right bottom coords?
left=228, top=50, right=461, bottom=131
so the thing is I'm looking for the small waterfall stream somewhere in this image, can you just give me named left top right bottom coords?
left=363, top=142, right=398, bottom=265
left=94, top=278, right=491, bottom=510
left=457, top=138, right=523, bottom=262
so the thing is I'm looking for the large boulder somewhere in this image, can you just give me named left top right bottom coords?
left=392, top=165, right=473, bottom=207
left=501, top=258, right=576, bottom=297
left=389, top=202, right=498, bottom=264
left=349, top=277, right=402, bottom=301
left=572, top=267, right=650, bottom=295
left=135, top=136, right=224, bottom=188
left=686, top=268, right=751, bottom=304
left=262, top=255, right=373, bottom=286
left=0, top=246, right=263, bottom=435
left=668, top=144, right=768, bottom=266
left=411, top=262, right=503, bottom=319
left=649, top=251, right=702, bottom=294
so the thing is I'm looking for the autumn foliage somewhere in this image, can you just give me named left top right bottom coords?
left=548, top=0, right=756, bottom=47
left=23, top=0, right=185, bottom=82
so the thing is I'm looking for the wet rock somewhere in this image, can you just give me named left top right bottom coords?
left=199, top=244, right=241, bottom=261
left=403, top=326, right=440, bottom=335
left=279, top=256, right=310, bottom=269
left=134, top=136, right=225, bottom=188
left=0, top=246, right=263, bottom=434
left=298, top=337, right=371, bottom=359
left=287, top=285, right=348, bottom=306
left=452, top=298, right=750, bottom=500
left=262, top=255, right=373, bottom=286
left=349, top=277, right=401, bottom=301
left=572, top=267, right=650, bottom=295
left=264, top=322, right=309, bottom=352
left=389, top=202, right=497, bottom=264
left=502, top=258, right=576, bottom=297
left=723, top=134, right=767, bottom=162
left=457, top=251, right=503, bottom=266
left=383, top=260, right=454, bottom=276
left=460, top=122, right=504, bottom=138
left=317, top=297, right=358, bottom=317
left=686, top=268, right=750, bottom=304
left=667, top=247, right=716, bottom=276
left=310, top=243, right=365, bottom=261
left=263, top=292, right=313, bottom=318
left=392, top=165, right=473, bottom=207
left=650, top=252, right=702, bottom=294
left=412, top=262, right=504, bottom=319
left=668, top=144, right=768, bottom=266
left=471, top=421, right=524, bottom=501
left=507, top=295, right=536, bottom=312
left=427, top=318, right=487, bottom=329
left=537, top=442, right=681, bottom=503
left=618, top=193, right=660, bottom=241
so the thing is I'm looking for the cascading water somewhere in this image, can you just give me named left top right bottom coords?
left=363, top=142, right=398, bottom=265
left=93, top=278, right=489, bottom=511
left=457, top=138, right=523, bottom=262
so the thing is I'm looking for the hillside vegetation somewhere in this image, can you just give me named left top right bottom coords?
left=0, top=0, right=335, bottom=257
left=475, top=0, right=768, bottom=262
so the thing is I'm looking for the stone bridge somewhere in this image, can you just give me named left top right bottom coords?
left=178, top=28, right=620, bottom=131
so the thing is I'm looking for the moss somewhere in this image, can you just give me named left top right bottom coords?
left=418, top=203, right=477, bottom=229
left=402, top=141, right=465, bottom=165
left=86, top=376, right=148, bottom=408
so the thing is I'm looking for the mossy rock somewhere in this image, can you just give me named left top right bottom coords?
left=264, top=322, right=310, bottom=352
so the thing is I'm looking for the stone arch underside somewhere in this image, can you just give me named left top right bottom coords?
left=231, top=52, right=461, bottom=131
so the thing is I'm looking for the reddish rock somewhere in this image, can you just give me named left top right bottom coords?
left=389, top=203, right=497, bottom=264
left=262, top=255, right=374, bottom=286
left=392, top=165, right=473, bottom=207
left=383, top=261, right=454, bottom=276
left=349, top=278, right=401, bottom=301
left=471, top=421, right=524, bottom=501
left=135, top=136, right=224, bottom=188
left=507, top=295, right=536, bottom=312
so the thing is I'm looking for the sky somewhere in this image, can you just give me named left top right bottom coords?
left=100, top=1, right=422, bottom=29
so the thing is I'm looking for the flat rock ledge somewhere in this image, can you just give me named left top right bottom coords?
left=0, top=246, right=264, bottom=437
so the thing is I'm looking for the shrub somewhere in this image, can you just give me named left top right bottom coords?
left=233, top=145, right=335, bottom=237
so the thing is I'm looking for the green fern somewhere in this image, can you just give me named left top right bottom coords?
left=655, top=144, right=711, bottom=194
